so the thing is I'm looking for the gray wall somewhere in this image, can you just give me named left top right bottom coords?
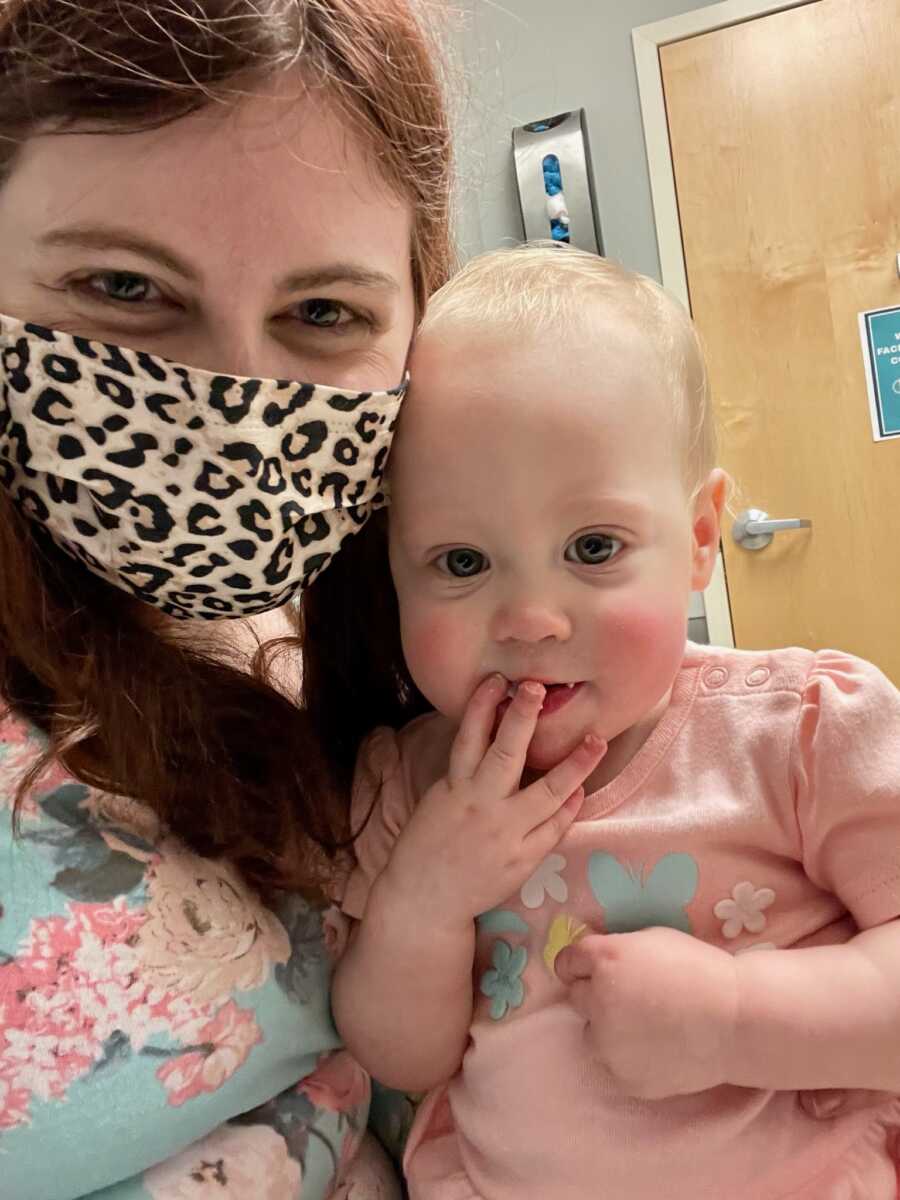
left=452, top=0, right=722, bottom=279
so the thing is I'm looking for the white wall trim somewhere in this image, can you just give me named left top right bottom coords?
left=632, top=0, right=818, bottom=647
left=634, top=0, right=817, bottom=48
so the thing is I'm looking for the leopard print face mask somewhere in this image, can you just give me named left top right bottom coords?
left=0, top=315, right=405, bottom=619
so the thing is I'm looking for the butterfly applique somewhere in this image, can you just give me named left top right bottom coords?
left=587, top=851, right=699, bottom=934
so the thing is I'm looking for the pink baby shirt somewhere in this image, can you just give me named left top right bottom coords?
left=342, top=644, right=900, bottom=1200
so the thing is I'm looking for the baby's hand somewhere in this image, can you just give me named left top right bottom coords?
left=555, top=927, right=739, bottom=1100
left=378, top=674, right=605, bottom=929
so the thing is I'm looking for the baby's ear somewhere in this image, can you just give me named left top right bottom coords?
left=690, top=469, right=727, bottom=591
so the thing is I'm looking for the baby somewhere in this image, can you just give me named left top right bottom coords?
left=329, top=245, right=900, bottom=1198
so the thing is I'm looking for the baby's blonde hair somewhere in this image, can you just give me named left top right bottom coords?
left=418, top=243, right=716, bottom=497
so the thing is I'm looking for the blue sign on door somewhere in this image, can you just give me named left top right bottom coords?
left=859, top=305, right=900, bottom=441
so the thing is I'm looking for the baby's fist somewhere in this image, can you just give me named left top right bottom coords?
left=555, top=927, right=739, bottom=1100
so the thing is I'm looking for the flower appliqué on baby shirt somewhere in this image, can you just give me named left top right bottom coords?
left=480, top=940, right=527, bottom=1020
left=714, top=881, right=776, bottom=939
left=520, top=854, right=568, bottom=909
left=543, top=915, right=588, bottom=974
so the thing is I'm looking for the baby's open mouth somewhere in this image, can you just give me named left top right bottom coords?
left=499, top=680, right=585, bottom=720
left=536, top=681, right=584, bottom=716
left=505, top=680, right=579, bottom=698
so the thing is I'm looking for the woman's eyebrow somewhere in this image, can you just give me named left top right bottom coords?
left=276, top=265, right=401, bottom=294
left=39, top=224, right=198, bottom=281
left=39, top=228, right=401, bottom=295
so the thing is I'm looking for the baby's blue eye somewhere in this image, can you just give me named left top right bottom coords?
left=565, top=533, right=622, bottom=565
left=441, top=548, right=487, bottom=578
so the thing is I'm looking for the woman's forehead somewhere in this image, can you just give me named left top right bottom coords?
left=2, top=82, right=412, bottom=286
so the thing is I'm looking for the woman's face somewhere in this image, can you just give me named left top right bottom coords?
left=0, top=78, right=417, bottom=388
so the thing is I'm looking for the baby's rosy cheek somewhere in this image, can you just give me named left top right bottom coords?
left=402, top=612, right=473, bottom=707
left=601, top=598, right=689, bottom=667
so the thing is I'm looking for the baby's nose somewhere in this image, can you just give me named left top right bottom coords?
left=491, top=600, right=572, bottom=644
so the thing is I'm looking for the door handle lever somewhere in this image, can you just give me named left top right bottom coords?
left=733, top=508, right=812, bottom=551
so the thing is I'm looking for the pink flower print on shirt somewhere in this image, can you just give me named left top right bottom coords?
left=0, top=713, right=41, bottom=801
left=0, top=880, right=290, bottom=1137
left=0, top=715, right=70, bottom=819
left=299, top=1050, right=370, bottom=1115
left=138, top=842, right=291, bottom=1007
left=143, top=1122, right=302, bottom=1199
left=0, top=900, right=150, bottom=1126
left=156, top=1001, right=262, bottom=1107
left=75, top=895, right=148, bottom=945
left=0, top=898, right=262, bottom=1130
left=0, top=1064, right=30, bottom=1129
left=714, top=881, right=776, bottom=939
left=520, top=854, right=568, bottom=910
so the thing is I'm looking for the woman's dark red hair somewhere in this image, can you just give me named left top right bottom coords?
left=0, top=0, right=451, bottom=897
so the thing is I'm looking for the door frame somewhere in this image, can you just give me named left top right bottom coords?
left=632, top=0, right=820, bottom=647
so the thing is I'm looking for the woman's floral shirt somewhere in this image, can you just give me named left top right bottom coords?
left=0, top=709, right=398, bottom=1200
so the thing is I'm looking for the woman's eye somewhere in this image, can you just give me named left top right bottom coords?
left=296, top=298, right=357, bottom=329
left=437, top=547, right=488, bottom=578
left=83, top=272, right=161, bottom=304
left=565, top=532, right=623, bottom=566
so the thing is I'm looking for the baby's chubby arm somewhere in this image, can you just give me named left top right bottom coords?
left=554, top=919, right=900, bottom=1099
left=332, top=676, right=605, bottom=1094
left=728, top=917, right=900, bottom=1092
left=331, top=864, right=475, bottom=1094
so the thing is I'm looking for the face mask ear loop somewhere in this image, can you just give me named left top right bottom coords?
left=402, top=326, right=415, bottom=378
left=381, top=371, right=409, bottom=506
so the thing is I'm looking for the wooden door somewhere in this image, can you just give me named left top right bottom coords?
left=660, top=0, right=900, bottom=683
